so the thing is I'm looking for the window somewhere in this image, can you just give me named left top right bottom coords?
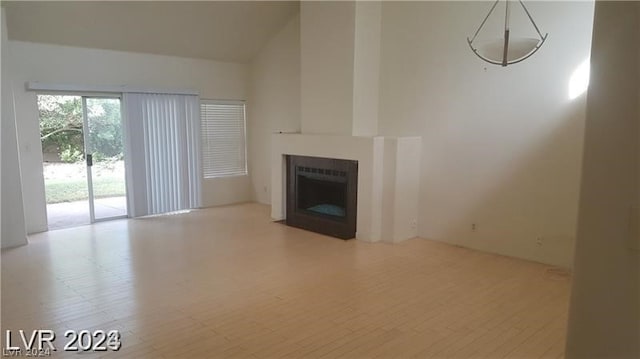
left=200, top=100, right=247, bottom=178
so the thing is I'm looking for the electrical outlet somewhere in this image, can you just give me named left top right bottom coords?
left=536, top=237, right=543, bottom=246
left=471, top=223, right=477, bottom=232
left=263, top=185, right=268, bottom=193
left=410, top=220, right=417, bottom=229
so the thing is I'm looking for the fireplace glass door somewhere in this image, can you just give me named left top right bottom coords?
left=297, top=168, right=347, bottom=218
left=286, top=155, right=357, bottom=239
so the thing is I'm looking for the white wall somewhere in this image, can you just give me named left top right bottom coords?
left=1, top=9, right=28, bottom=249
left=352, top=1, right=381, bottom=137
left=378, top=1, right=594, bottom=267
left=300, top=1, right=355, bottom=135
left=566, top=2, right=639, bottom=357
left=379, top=136, right=421, bottom=242
left=8, top=41, right=250, bottom=233
left=248, top=14, right=300, bottom=205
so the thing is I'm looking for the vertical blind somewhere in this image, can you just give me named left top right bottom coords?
left=200, top=100, right=247, bottom=178
left=123, top=93, right=202, bottom=216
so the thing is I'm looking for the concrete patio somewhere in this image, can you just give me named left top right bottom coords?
left=46, top=196, right=127, bottom=230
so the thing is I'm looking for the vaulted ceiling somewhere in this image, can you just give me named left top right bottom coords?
left=3, top=1, right=299, bottom=63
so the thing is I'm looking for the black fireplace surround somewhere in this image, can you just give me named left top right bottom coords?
left=286, top=155, right=358, bottom=239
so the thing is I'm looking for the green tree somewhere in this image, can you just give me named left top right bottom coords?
left=39, top=95, right=84, bottom=162
left=87, top=99, right=123, bottom=160
left=38, top=96, right=124, bottom=162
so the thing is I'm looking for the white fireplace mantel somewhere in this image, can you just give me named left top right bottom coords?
left=271, top=133, right=421, bottom=243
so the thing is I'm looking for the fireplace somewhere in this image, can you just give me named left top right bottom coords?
left=286, top=155, right=358, bottom=239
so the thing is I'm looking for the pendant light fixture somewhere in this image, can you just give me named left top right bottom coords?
left=467, top=0, right=548, bottom=67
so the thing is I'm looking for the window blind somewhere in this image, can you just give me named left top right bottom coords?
left=123, top=93, right=202, bottom=216
left=200, top=101, right=247, bottom=178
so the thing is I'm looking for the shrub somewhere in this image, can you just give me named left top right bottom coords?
left=59, top=147, right=84, bottom=163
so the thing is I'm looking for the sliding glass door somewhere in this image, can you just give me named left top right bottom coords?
left=83, top=97, right=127, bottom=222
left=38, top=94, right=127, bottom=230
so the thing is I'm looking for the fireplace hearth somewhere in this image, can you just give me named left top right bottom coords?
left=286, top=155, right=358, bottom=239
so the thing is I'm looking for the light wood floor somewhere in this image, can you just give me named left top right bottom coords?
left=1, top=203, right=571, bottom=358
